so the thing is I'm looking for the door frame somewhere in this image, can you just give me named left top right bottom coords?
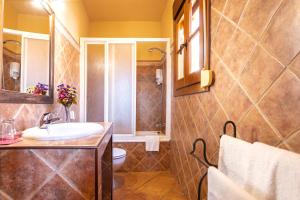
left=80, top=38, right=172, bottom=141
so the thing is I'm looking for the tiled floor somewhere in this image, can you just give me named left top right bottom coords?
left=113, top=171, right=187, bottom=200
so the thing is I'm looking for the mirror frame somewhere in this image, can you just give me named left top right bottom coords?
left=0, top=0, right=55, bottom=104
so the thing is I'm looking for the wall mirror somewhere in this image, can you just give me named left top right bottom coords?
left=0, top=0, right=54, bottom=103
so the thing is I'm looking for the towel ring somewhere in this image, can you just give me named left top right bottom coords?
left=222, top=120, right=236, bottom=138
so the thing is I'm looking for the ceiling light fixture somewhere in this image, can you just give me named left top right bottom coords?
left=32, top=0, right=43, bottom=9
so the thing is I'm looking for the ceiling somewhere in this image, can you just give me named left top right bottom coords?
left=6, top=0, right=49, bottom=16
left=82, top=0, right=168, bottom=21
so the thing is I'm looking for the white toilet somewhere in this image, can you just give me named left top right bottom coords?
left=113, top=147, right=127, bottom=189
left=113, top=147, right=127, bottom=171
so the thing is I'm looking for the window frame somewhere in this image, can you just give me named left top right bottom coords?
left=173, top=0, right=210, bottom=96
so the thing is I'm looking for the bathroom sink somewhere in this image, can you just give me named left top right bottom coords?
left=22, top=123, right=104, bottom=141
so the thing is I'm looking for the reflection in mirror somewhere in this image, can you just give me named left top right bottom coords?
left=2, top=33, right=21, bottom=91
left=2, top=0, right=50, bottom=96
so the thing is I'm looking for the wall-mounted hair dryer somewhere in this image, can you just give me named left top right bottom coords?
left=9, top=62, right=21, bottom=80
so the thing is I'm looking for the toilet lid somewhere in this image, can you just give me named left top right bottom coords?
left=113, top=148, right=126, bottom=159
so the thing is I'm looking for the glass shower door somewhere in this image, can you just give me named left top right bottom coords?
left=108, top=43, right=135, bottom=135
left=86, top=44, right=105, bottom=122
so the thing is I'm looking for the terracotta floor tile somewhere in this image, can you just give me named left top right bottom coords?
left=115, top=171, right=160, bottom=190
left=113, top=171, right=186, bottom=200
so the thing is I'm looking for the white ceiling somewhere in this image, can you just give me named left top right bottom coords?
left=82, top=0, right=168, bottom=21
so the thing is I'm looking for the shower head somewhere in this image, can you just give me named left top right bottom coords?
left=3, top=40, right=21, bottom=46
left=148, top=47, right=166, bottom=55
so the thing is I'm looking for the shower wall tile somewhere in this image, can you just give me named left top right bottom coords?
left=113, top=142, right=170, bottom=172
left=136, top=63, right=164, bottom=132
left=171, top=1, right=300, bottom=199
left=0, top=24, right=80, bottom=129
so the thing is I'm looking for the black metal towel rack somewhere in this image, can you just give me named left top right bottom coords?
left=190, top=120, right=237, bottom=200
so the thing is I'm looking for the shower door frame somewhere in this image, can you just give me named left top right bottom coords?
left=80, top=38, right=172, bottom=142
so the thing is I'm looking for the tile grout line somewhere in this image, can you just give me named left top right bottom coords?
left=31, top=149, right=87, bottom=200
left=184, top=95, right=215, bottom=171
left=212, top=48, right=285, bottom=143
left=0, top=189, right=13, bottom=200
left=217, top=0, right=291, bottom=141
left=281, top=127, right=300, bottom=144
left=210, top=0, right=229, bottom=43
left=26, top=172, right=57, bottom=200
left=212, top=3, right=286, bottom=69
left=212, top=0, right=252, bottom=64
left=172, top=116, right=187, bottom=176
left=134, top=171, right=165, bottom=192
left=174, top=98, right=196, bottom=184
left=56, top=150, right=88, bottom=200
left=195, top=94, right=221, bottom=145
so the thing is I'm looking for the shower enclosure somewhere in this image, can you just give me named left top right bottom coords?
left=136, top=42, right=167, bottom=135
left=80, top=38, right=171, bottom=141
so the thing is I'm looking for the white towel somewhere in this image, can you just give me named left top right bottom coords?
left=218, top=135, right=300, bottom=200
left=218, top=135, right=253, bottom=186
left=245, top=142, right=300, bottom=200
left=208, top=167, right=257, bottom=200
left=145, top=135, right=159, bottom=151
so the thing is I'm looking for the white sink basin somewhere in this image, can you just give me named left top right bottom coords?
left=22, top=123, right=104, bottom=141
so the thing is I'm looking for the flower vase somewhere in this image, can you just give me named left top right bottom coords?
left=64, top=106, right=71, bottom=122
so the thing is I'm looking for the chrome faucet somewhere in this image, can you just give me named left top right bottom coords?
left=39, top=112, right=60, bottom=129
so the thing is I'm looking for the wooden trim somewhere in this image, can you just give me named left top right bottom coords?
left=0, top=1, right=55, bottom=104
left=173, top=8, right=185, bottom=90
left=0, top=0, right=3, bottom=93
left=204, top=0, right=211, bottom=69
left=173, top=0, right=186, bottom=20
left=174, top=83, right=209, bottom=97
left=173, top=0, right=211, bottom=97
left=95, top=148, right=99, bottom=200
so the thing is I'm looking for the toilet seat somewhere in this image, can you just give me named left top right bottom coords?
left=113, top=148, right=126, bottom=159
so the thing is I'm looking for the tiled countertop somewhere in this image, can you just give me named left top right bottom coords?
left=0, top=122, right=112, bottom=149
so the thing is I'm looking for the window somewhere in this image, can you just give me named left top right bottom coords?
left=173, top=0, right=210, bottom=96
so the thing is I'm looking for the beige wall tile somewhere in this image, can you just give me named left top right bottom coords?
left=212, top=17, right=236, bottom=57
left=238, top=107, right=281, bottom=145
left=259, top=70, right=300, bottom=137
left=222, top=29, right=256, bottom=77
left=262, top=0, right=300, bottom=65
left=223, top=0, right=247, bottom=23
left=171, top=1, right=300, bottom=199
left=289, top=53, right=300, bottom=79
left=222, top=84, right=252, bottom=122
left=239, top=0, right=282, bottom=40
left=240, top=46, right=285, bottom=102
